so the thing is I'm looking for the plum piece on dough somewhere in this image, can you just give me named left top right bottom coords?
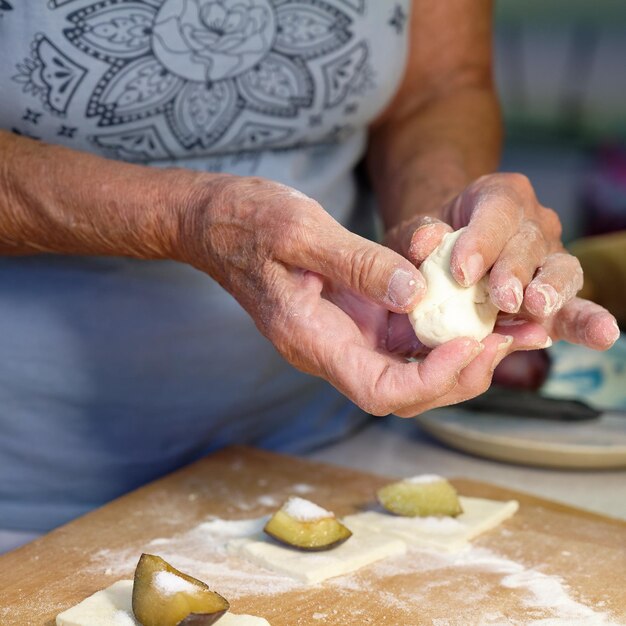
left=377, top=475, right=463, bottom=517
left=132, top=553, right=229, bottom=626
left=264, top=497, right=352, bottom=551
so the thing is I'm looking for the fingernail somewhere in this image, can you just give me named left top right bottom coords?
left=497, top=335, right=514, bottom=356
left=460, top=340, right=485, bottom=368
left=460, top=253, right=484, bottom=286
left=610, top=319, right=621, bottom=342
left=419, top=216, right=440, bottom=226
left=492, top=335, right=514, bottom=369
left=498, top=317, right=527, bottom=327
left=388, top=268, right=424, bottom=309
left=492, top=278, right=523, bottom=313
left=410, top=223, right=439, bottom=245
left=535, top=284, right=560, bottom=318
left=526, top=336, right=552, bottom=350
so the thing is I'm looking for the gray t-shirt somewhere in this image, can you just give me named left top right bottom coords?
left=0, top=0, right=411, bottom=531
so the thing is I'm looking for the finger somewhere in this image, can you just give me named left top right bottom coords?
left=552, top=297, right=620, bottom=350
left=326, top=337, right=484, bottom=416
left=523, top=252, right=584, bottom=320
left=385, top=216, right=451, bottom=264
left=447, top=187, right=524, bottom=286
left=494, top=317, right=551, bottom=350
left=401, top=218, right=453, bottom=267
left=394, top=334, right=512, bottom=417
left=273, top=270, right=487, bottom=416
left=489, top=222, right=549, bottom=313
left=408, top=221, right=453, bottom=267
left=443, top=334, right=513, bottom=403
left=393, top=338, right=486, bottom=411
left=281, top=214, right=426, bottom=314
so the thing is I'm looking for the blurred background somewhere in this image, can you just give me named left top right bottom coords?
left=493, top=0, right=626, bottom=410
left=495, top=0, right=626, bottom=239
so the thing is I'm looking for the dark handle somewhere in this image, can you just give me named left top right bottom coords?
left=461, top=387, right=602, bottom=421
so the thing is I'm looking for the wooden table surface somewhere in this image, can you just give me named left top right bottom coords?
left=1, top=446, right=625, bottom=625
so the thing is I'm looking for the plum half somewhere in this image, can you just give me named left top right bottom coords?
left=377, top=475, right=463, bottom=517
left=263, top=497, right=352, bottom=551
left=132, top=553, right=229, bottom=626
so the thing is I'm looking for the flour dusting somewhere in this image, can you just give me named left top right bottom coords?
left=88, top=516, right=301, bottom=599
left=85, top=515, right=619, bottom=625
left=153, top=570, right=196, bottom=595
left=282, top=497, right=333, bottom=521
left=196, top=517, right=268, bottom=538
left=406, top=474, right=445, bottom=485
left=291, top=483, right=315, bottom=495
left=365, top=546, right=618, bottom=625
left=257, top=495, right=279, bottom=508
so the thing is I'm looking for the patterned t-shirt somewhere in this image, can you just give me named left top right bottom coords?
left=0, top=0, right=412, bottom=532
left=2, top=0, right=410, bottom=178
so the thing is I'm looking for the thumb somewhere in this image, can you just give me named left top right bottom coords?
left=283, top=216, right=426, bottom=313
left=385, top=215, right=453, bottom=267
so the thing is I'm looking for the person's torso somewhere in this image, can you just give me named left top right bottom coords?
left=0, top=0, right=412, bottom=532
left=1, top=0, right=411, bottom=168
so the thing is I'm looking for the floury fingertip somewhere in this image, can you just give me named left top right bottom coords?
left=460, top=252, right=484, bottom=286
left=491, top=278, right=523, bottom=313
left=610, top=319, right=621, bottom=341
left=533, top=283, right=560, bottom=318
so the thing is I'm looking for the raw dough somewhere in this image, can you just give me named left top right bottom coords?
left=408, top=227, right=499, bottom=347
left=343, top=496, right=519, bottom=552
left=228, top=525, right=406, bottom=584
left=55, top=580, right=270, bottom=626
left=229, top=496, right=516, bottom=582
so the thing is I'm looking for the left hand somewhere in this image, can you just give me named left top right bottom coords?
left=385, top=173, right=620, bottom=353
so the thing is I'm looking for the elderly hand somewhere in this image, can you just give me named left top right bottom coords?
left=385, top=173, right=620, bottom=353
left=176, top=175, right=512, bottom=417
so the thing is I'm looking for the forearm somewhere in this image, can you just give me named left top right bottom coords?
left=0, top=130, right=208, bottom=259
left=368, top=83, right=502, bottom=230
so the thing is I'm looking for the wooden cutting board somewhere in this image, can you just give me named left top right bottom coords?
left=1, top=446, right=625, bottom=625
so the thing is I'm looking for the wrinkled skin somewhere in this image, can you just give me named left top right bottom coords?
left=3, top=131, right=617, bottom=416
left=0, top=3, right=618, bottom=421
left=178, top=173, right=619, bottom=418
left=176, top=175, right=520, bottom=417
left=385, top=173, right=619, bottom=392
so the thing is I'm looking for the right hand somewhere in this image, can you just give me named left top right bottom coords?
left=173, top=175, right=513, bottom=416
left=384, top=176, right=619, bottom=353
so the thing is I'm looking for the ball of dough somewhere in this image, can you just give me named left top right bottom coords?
left=408, top=227, right=498, bottom=348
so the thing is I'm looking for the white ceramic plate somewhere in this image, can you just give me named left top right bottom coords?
left=415, top=409, right=626, bottom=469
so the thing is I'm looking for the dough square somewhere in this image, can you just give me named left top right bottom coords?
left=55, top=579, right=270, bottom=626
left=228, top=526, right=406, bottom=584
left=56, top=581, right=135, bottom=626
left=343, top=496, right=519, bottom=552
